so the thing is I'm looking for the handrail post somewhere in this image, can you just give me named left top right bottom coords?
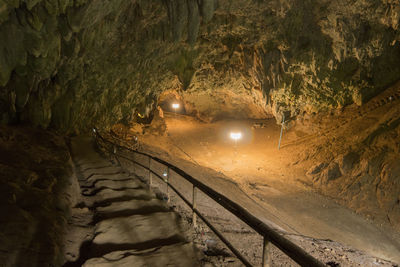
left=148, top=157, right=152, bottom=187
left=192, top=186, right=197, bottom=228
left=132, top=152, right=136, bottom=173
left=166, top=167, right=170, bottom=203
left=112, top=145, right=119, bottom=166
left=262, top=236, right=272, bottom=267
left=278, top=114, right=285, bottom=150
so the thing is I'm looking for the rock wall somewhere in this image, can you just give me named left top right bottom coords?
left=296, top=83, right=400, bottom=231
left=0, top=125, right=78, bottom=266
left=0, top=0, right=399, bottom=132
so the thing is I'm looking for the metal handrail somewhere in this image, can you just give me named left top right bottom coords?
left=93, top=128, right=326, bottom=267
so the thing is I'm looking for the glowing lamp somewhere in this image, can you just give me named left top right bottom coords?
left=172, top=103, right=180, bottom=110
left=230, top=132, right=242, bottom=141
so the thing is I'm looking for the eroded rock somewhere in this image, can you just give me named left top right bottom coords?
left=320, top=162, right=342, bottom=183
left=1, top=1, right=399, bottom=131
left=307, top=162, right=328, bottom=175
left=0, top=125, right=78, bottom=267
left=337, top=152, right=360, bottom=174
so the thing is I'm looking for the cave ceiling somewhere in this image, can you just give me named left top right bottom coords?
left=0, top=0, right=399, bottom=133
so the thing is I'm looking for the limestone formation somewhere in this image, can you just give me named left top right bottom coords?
left=0, top=126, right=79, bottom=267
left=0, top=2, right=399, bottom=264
left=0, top=0, right=399, bottom=131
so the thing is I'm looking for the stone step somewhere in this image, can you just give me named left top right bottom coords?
left=73, top=155, right=107, bottom=164
left=80, top=178, right=135, bottom=189
left=82, top=243, right=198, bottom=267
left=75, top=159, right=110, bottom=167
left=79, top=164, right=116, bottom=172
left=82, top=179, right=144, bottom=196
left=94, top=179, right=144, bottom=190
left=89, top=212, right=186, bottom=256
left=87, top=173, right=132, bottom=183
left=81, top=167, right=124, bottom=179
left=66, top=137, right=199, bottom=266
left=85, top=188, right=155, bottom=208
left=93, top=199, right=169, bottom=222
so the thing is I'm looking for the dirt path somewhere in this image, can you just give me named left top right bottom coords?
left=137, top=115, right=400, bottom=265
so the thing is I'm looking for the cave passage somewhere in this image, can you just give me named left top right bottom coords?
left=1, top=0, right=400, bottom=266
left=130, top=109, right=400, bottom=265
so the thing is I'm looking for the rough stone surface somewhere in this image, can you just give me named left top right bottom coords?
left=94, top=179, right=142, bottom=190
left=94, top=199, right=169, bottom=222
left=86, top=188, right=154, bottom=208
left=0, top=0, right=399, bottom=131
left=0, top=125, right=78, bottom=267
left=293, top=84, right=400, bottom=232
left=338, top=151, right=360, bottom=173
left=82, top=243, right=198, bottom=267
left=322, top=162, right=342, bottom=182
left=93, top=212, right=183, bottom=247
left=307, top=162, right=328, bottom=175
left=63, top=136, right=199, bottom=266
left=81, top=166, right=123, bottom=179
left=87, top=173, right=132, bottom=183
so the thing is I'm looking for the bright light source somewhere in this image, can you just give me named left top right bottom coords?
left=163, top=171, right=168, bottom=177
left=93, top=128, right=96, bottom=133
left=230, top=132, right=242, bottom=141
left=172, top=103, right=180, bottom=109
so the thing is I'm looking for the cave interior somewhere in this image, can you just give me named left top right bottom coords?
left=0, top=0, right=400, bottom=266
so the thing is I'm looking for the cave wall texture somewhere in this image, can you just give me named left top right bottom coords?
left=0, top=0, right=399, bottom=133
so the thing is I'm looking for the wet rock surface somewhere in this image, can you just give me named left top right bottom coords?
left=63, top=136, right=199, bottom=267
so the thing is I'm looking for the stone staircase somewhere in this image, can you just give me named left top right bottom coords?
left=63, top=137, right=198, bottom=267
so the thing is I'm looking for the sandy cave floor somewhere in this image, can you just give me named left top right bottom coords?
left=109, top=87, right=400, bottom=266
left=122, top=111, right=400, bottom=266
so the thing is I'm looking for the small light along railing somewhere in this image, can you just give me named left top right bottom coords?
left=230, top=132, right=242, bottom=141
left=172, top=103, right=180, bottom=110
left=92, top=128, right=326, bottom=267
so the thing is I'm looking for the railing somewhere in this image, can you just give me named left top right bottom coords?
left=93, top=128, right=326, bottom=267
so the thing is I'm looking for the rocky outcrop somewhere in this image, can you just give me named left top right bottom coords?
left=302, top=85, right=400, bottom=231
left=0, top=125, right=79, bottom=267
left=1, top=0, right=399, bottom=132
left=0, top=0, right=217, bottom=132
